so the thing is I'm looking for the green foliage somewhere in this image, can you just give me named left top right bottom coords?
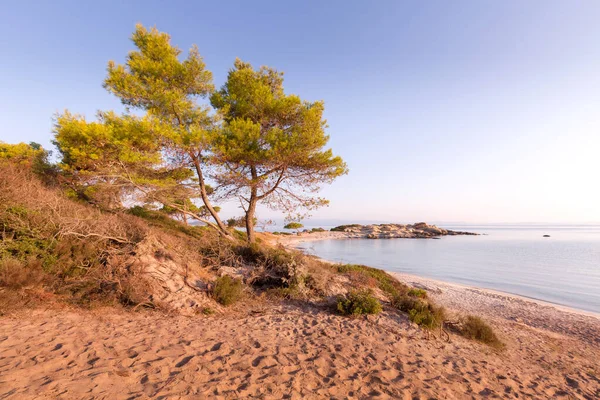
left=160, top=199, right=220, bottom=224
left=212, top=275, right=243, bottom=306
left=0, top=142, right=57, bottom=183
left=232, top=229, right=248, bottom=241
left=284, top=222, right=303, bottom=230
left=310, top=227, right=325, bottom=232
left=336, top=289, right=382, bottom=316
left=408, top=302, right=446, bottom=330
left=458, top=316, right=503, bottom=348
left=330, top=224, right=362, bottom=232
left=104, top=24, right=214, bottom=131
left=0, top=142, right=46, bottom=165
left=226, top=216, right=257, bottom=228
left=334, top=264, right=447, bottom=330
left=53, top=111, right=167, bottom=209
left=392, top=295, right=445, bottom=330
left=128, top=206, right=208, bottom=239
left=336, top=264, right=409, bottom=300
left=54, top=24, right=230, bottom=235
left=408, top=288, right=427, bottom=298
left=210, top=58, right=348, bottom=242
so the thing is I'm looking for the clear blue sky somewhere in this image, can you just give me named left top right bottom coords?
left=2, top=1, right=600, bottom=224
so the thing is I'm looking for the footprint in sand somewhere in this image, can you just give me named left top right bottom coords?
left=175, top=355, right=194, bottom=368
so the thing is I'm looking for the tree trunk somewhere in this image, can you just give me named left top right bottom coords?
left=245, top=197, right=257, bottom=243
left=191, top=156, right=232, bottom=238
left=246, top=165, right=259, bottom=243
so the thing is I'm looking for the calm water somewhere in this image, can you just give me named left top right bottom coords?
left=296, top=226, right=600, bottom=314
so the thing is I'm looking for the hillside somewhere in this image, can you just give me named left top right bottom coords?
left=2, top=161, right=599, bottom=399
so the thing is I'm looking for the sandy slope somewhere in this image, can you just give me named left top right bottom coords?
left=1, top=293, right=600, bottom=399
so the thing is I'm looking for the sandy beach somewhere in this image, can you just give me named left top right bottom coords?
left=2, top=260, right=600, bottom=399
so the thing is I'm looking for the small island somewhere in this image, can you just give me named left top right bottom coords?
left=329, top=222, right=478, bottom=239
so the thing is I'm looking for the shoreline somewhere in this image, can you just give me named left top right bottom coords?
left=390, top=271, right=600, bottom=320
left=269, top=232, right=600, bottom=321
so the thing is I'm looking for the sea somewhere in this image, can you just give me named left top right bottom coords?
left=293, top=225, right=600, bottom=314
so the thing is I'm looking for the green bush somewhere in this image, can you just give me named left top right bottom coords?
left=212, top=275, right=243, bottom=306
left=408, top=288, right=427, bottom=298
left=337, top=264, right=409, bottom=300
left=392, top=295, right=445, bottom=330
left=458, top=315, right=503, bottom=347
left=336, top=289, right=382, bottom=316
left=284, top=222, right=303, bottom=230
left=408, top=303, right=445, bottom=330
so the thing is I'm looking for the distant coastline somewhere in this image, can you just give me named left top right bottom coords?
left=273, top=225, right=600, bottom=318
left=270, top=222, right=478, bottom=240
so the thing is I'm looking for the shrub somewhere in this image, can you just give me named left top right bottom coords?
left=310, top=227, right=325, bottom=233
left=336, top=264, right=409, bottom=300
left=408, top=303, right=445, bottom=330
left=336, top=289, right=382, bottom=316
left=392, top=295, right=445, bottom=330
left=408, top=288, right=427, bottom=298
left=240, top=245, right=304, bottom=288
left=212, top=275, right=243, bottom=306
left=0, top=258, right=46, bottom=289
left=458, top=315, right=503, bottom=348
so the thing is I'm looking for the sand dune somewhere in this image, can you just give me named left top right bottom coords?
left=1, top=294, right=600, bottom=399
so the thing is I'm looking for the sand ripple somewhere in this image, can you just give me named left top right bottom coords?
left=1, top=304, right=600, bottom=399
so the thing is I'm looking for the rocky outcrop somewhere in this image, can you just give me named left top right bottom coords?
left=330, top=222, right=477, bottom=239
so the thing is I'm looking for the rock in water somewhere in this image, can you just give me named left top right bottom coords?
left=329, top=223, right=478, bottom=239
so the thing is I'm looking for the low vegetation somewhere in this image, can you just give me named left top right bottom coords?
left=336, top=264, right=410, bottom=299
left=455, top=315, right=504, bottom=348
left=0, top=147, right=501, bottom=349
left=336, top=289, right=382, bottom=316
left=331, top=224, right=362, bottom=232
left=333, top=263, right=502, bottom=346
left=283, top=222, right=304, bottom=231
left=212, top=275, right=244, bottom=306
left=407, top=288, right=427, bottom=298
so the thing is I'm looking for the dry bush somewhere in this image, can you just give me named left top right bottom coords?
left=240, top=244, right=306, bottom=288
left=0, top=163, right=151, bottom=306
left=0, top=258, right=47, bottom=289
left=346, top=270, right=379, bottom=288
